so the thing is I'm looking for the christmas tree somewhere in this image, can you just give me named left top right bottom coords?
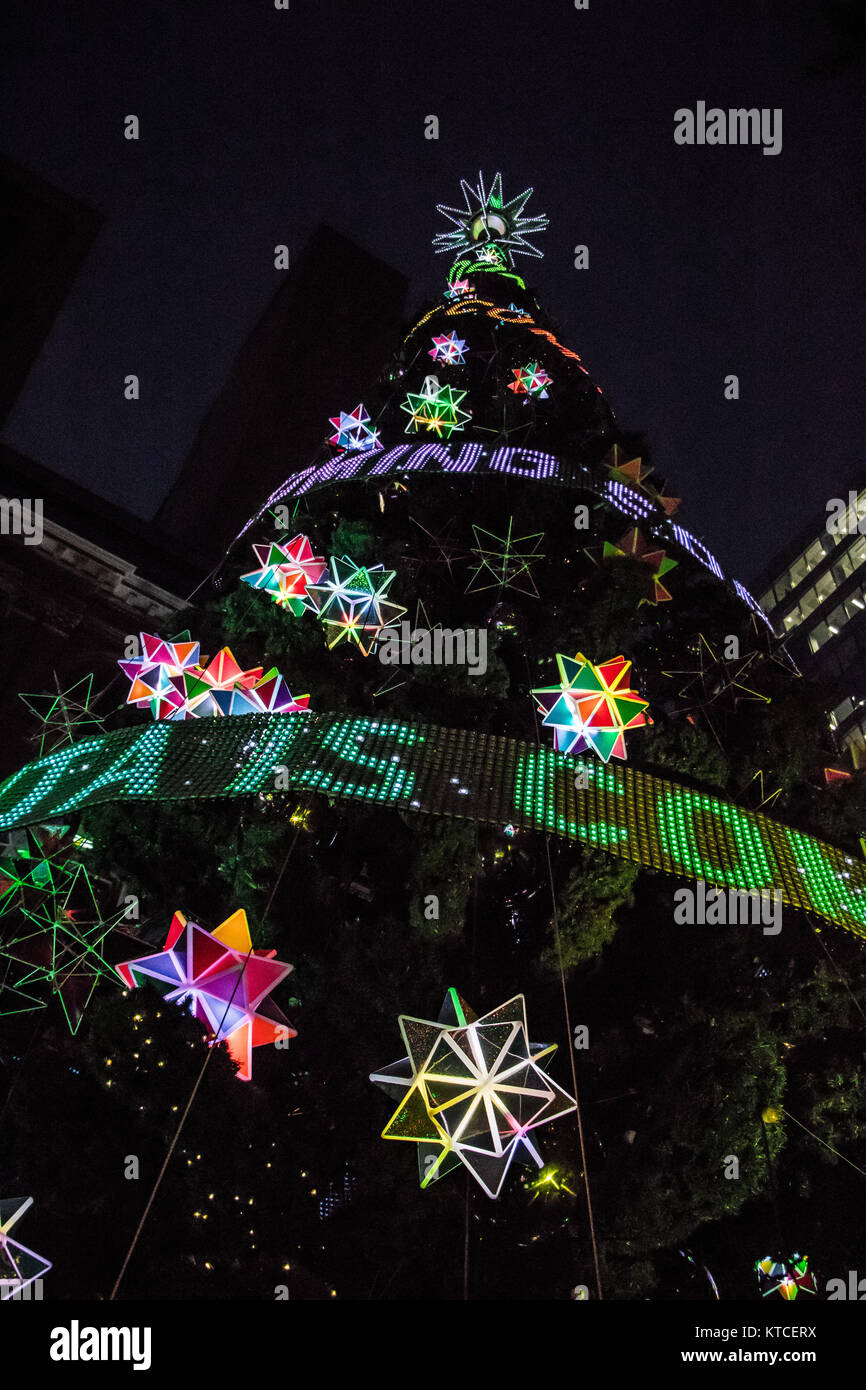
left=1, top=173, right=865, bottom=1302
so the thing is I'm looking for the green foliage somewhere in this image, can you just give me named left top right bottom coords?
left=543, top=848, right=638, bottom=971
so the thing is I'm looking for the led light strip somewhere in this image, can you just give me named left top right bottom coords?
left=235, top=440, right=770, bottom=626
left=0, top=714, right=862, bottom=939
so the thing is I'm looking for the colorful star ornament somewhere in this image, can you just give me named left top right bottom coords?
left=754, top=1253, right=818, bottom=1300
left=584, top=527, right=677, bottom=605
left=306, top=555, right=407, bottom=656
left=428, top=331, right=468, bottom=366
left=434, top=172, right=548, bottom=265
left=327, top=403, right=380, bottom=452
left=401, top=375, right=471, bottom=438
left=370, top=988, right=577, bottom=1200
left=443, top=278, right=472, bottom=301
left=603, top=444, right=681, bottom=517
left=117, top=908, right=296, bottom=1082
left=466, top=518, right=545, bottom=598
left=119, top=632, right=308, bottom=720
left=508, top=361, right=552, bottom=400
left=0, top=1198, right=51, bottom=1300
left=533, top=653, right=649, bottom=763
left=0, top=835, right=127, bottom=1033
left=241, top=534, right=328, bottom=616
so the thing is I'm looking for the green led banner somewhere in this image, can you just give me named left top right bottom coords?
left=0, top=712, right=864, bottom=940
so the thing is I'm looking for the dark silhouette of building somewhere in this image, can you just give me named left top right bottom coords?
left=156, top=224, right=409, bottom=561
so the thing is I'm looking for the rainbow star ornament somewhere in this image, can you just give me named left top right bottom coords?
left=755, top=1253, right=818, bottom=1300
left=328, top=403, right=380, bottom=452
left=241, top=534, right=328, bottom=616
left=533, top=653, right=649, bottom=763
left=117, top=909, right=296, bottom=1081
left=370, top=988, right=576, bottom=1200
left=0, top=1197, right=52, bottom=1299
left=508, top=361, right=552, bottom=399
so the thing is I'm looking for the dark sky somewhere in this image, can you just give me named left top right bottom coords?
left=2, top=0, right=864, bottom=589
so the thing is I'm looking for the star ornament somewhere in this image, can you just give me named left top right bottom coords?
left=533, top=653, right=649, bottom=763
left=401, top=375, right=471, bottom=438
left=371, top=989, right=576, bottom=1199
left=428, top=332, right=468, bottom=366
left=0, top=1197, right=52, bottom=1300
left=328, top=403, right=380, bottom=452
left=306, top=555, right=407, bottom=656
left=434, top=172, right=548, bottom=265
left=241, top=534, right=328, bottom=616
left=467, top=518, right=545, bottom=597
left=755, top=1253, right=817, bottom=1300
left=117, top=909, right=296, bottom=1081
left=119, top=632, right=308, bottom=720
left=19, top=674, right=108, bottom=758
left=508, top=361, right=552, bottom=400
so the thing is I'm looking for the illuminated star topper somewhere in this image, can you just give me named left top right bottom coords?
left=370, top=987, right=576, bottom=1199
left=434, top=172, right=548, bottom=264
left=0, top=1197, right=52, bottom=1300
left=117, top=908, right=296, bottom=1082
left=533, top=653, right=649, bottom=763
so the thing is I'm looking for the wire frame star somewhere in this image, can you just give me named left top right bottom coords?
left=0, top=1198, right=52, bottom=1300
left=0, top=850, right=128, bottom=1033
left=370, top=988, right=576, bottom=1199
left=19, top=674, right=109, bottom=758
left=117, top=908, right=296, bottom=1082
left=533, top=652, right=649, bottom=763
left=662, top=635, right=772, bottom=712
left=466, top=518, right=545, bottom=597
left=406, top=515, right=468, bottom=579
left=306, top=555, right=407, bottom=657
left=401, top=375, right=471, bottom=438
left=434, top=172, right=548, bottom=265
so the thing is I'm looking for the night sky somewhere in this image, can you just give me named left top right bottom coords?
left=2, top=0, right=864, bottom=586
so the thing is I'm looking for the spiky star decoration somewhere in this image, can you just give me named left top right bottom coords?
left=401, top=375, right=471, bottom=438
left=241, top=533, right=328, bottom=616
left=0, top=1198, right=51, bottom=1300
left=533, top=653, right=649, bottom=763
left=119, top=631, right=308, bottom=719
left=755, top=1254, right=818, bottom=1300
left=328, top=403, right=380, bottom=452
left=466, top=518, right=545, bottom=597
left=428, top=331, right=468, bottom=366
left=508, top=362, right=553, bottom=400
left=663, top=635, right=772, bottom=713
left=117, top=908, right=296, bottom=1082
left=434, top=172, right=548, bottom=265
left=306, top=555, right=407, bottom=656
left=584, top=527, right=677, bottom=605
left=19, top=674, right=109, bottom=758
left=370, top=988, right=576, bottom=1199
left=0, top=835, right=127, bottom=1033
left=603, top=445, right=681, bottom=517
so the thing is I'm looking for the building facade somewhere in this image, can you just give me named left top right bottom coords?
left=754, top=481, right=866, bottom=764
